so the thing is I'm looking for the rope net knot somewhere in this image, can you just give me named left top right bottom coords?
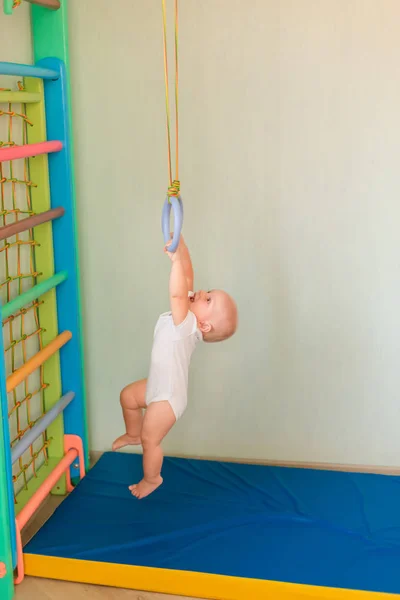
left=167, top=179, right=180, bottom=197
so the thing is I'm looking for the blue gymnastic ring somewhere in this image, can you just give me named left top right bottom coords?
left=162, top=195, right=183, bottom=253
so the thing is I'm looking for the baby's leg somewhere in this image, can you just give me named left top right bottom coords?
left=112, top=379, right=147, bottom=451
left=129, top=401, right=176, bottom=499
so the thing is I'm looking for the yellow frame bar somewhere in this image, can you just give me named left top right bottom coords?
left=25, top=75, right=68, bottom=495
left=23, top=555, right=399, bottom=600
left=0, top=91, right=41, bottom=104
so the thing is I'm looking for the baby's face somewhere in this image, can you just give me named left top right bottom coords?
left=190, top=289, right=237, bottom=340
left=190, top=289, right=222, bottom=321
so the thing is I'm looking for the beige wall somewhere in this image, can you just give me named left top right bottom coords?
left=0, top=4, right=31, bottom=66
left=1, top=1, right=400, bottom=466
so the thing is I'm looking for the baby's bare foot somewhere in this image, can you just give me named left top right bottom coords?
left=129, top=476, right=163, bottom=499
left=112, top=434, right=141, bottom=451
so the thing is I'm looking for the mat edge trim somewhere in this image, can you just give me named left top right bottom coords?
left=24, top=554, right=399, bottom=599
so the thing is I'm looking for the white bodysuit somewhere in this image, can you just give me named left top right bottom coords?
left=145, top=310, right=202, bottom=420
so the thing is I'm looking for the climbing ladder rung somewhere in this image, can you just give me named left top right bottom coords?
left=6, top=331, right=72, bottom=393
left=1, top=272, right=68, bottom=321
left=24, top=0, right=60, bottom=9
left=16, top=449, right=78, bottom=531
left=11, top=392, right=75, bottom=464
left=0, top=141, right=62, bottom=163
left=0, top=62, right=59, bottom=80
left=0, top=207, right=65, bottom=242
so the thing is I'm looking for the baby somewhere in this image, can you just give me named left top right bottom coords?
left=112, top=234, right=237, bottom=499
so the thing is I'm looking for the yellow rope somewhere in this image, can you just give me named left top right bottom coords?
left=162, top=0, right=180, bottom=198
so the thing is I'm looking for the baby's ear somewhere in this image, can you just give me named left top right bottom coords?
left=199, top=321, right=212, bottom=334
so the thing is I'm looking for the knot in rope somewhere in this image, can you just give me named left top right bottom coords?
left=167, top=179, right=180, bottom=197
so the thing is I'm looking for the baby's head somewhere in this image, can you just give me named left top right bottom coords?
left=190, top=289, right=238, bottom=343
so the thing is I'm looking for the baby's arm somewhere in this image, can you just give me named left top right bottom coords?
left=178, top=235, right=194, bottom=291
left=165, top=240, right=190, bottom=326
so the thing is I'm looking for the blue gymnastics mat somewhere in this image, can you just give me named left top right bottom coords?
left=25, top=452, right=400, bottom=595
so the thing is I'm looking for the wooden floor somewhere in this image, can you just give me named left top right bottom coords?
left=15, top=577, right=200, bottom=600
